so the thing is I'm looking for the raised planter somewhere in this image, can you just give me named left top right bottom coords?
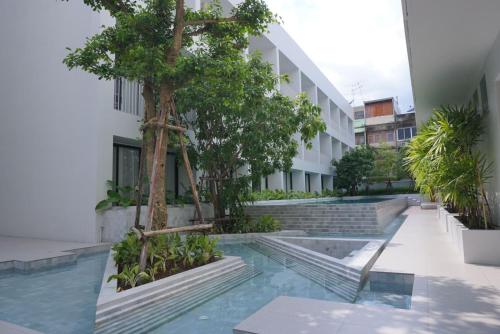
left=441, top=208, right=500, bottom=265
left=98, top=204, right=214, bottom=243
left=95, top=252, right=256, bottom=334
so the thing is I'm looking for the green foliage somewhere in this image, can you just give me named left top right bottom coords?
left=110, top=232, right=222, bottom=291
left=107, top=264, right=152, bottom=291
left=177, top=47, right=325, bottom=225
left=245, top=189, right=340, bottom=201
left=405, top=105, right=492, bottom=229
left=95, top=180, right=136, bottom=211
left=221, top=214, right=281, bottom=234
left=252, top=215, right=281, bottom=232
left=371, top=144, right=398, bottom=180
left=111, top=232, right=142, bottom=267
left=333, top=146, right=375, bottom=195
left=64, top=0, right=277, bottom=86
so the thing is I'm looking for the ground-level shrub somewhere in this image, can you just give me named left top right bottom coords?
left=109, top=233, right=222, bottom=291
left=246, top=189, right=341, bottom=201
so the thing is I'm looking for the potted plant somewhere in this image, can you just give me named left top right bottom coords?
left=406, top=105, right=500, bottom=265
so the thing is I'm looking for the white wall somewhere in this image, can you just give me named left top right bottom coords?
left=472, top=30, right=500, bottom=226
left=0, top=1, right=141, bottom=242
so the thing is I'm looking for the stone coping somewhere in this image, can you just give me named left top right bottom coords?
left=0, top=242, right=111, bottom=272
left=97, top=252, right=243, bottom=310
left=265, top=236, right=384, bottom=272
left=248, top=194, right=416, bottom=206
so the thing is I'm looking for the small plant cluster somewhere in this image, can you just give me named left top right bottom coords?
left=96, top=180, right=137, bottom=211
left=217, top=215, right=281, bottom=234
left=109, top=233, right=222, bottom=291
left=246, top=189, right=340, bottom=201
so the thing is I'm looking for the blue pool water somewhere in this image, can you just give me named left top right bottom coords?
left=149, top=242, right=345, bottom=334
left=0, top=235, right=408, bottom=333
left=0, top=252, right=108, bottom=334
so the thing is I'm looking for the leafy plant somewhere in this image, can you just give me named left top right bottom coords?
left=110, top=232, right=222, bottom=291
left=95, top=180, right=136, bottom=211
left=405, top=104, right=492, bottom=229
left=107, top=264, right=152, bottom=291
left=333, top=146, right=375, bottom=195
left=111, top=233, right=141, bottom=267
left=253, top=215, right=281, bottom=232
left=245, top=189, right=340, bottom=201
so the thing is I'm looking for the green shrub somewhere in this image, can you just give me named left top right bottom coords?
left=253, top=215, right=281, bottom=232
left=246, top=189, right=340, bottom=201
left=109, top=232, right=222, bottom=291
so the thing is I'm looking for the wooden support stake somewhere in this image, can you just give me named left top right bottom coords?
left=170, top=101, right=205, bottom=225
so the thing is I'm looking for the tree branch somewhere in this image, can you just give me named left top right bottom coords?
left=185, top=17, right=238, bottom=26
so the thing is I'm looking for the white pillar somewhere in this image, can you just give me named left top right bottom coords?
left=310, top=173, right=322, bottom=193
left=292, top=170, right=305, bottom=191
left=267, top=171, right=284, bottom=190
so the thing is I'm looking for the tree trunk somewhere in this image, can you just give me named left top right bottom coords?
left=134, top=80, right=156, bottom=229
left=143, top=80, right=156, bottom=178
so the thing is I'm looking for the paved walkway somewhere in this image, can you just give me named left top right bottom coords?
left=0, top=320, right=43, bottom=334
left=0, top=235, right=110, bottom=271
left=234, top=207, right=500, bottom=334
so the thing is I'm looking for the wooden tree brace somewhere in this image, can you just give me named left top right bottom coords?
left=131, top=224, right=213, bottom=240
left=143, top=119, right=187, bottom=132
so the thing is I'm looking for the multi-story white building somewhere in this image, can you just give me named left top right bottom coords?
left=0, top=0, right=354, bottom=243
left=401, top=0, right=500, bottom=224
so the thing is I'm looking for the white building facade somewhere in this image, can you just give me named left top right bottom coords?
left=0, top=0, right=353, bottom=243
left=402, top=0, right=500, bottom=225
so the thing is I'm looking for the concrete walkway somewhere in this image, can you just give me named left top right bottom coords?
left=234, top=207, right=500, bottom=334
left=0, top=235, right=110, bottom=271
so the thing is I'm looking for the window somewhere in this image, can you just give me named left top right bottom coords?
left=397, top=127, right=416, bottom=141
left=387, top=132, right=394, bottom=142
left=114, top=78, right=122, bottom=110
left=354, top=110, right=365, bottom=120
left=113, top=78, right=144, bottom=116
left=113, top=143, right=140, bottom=189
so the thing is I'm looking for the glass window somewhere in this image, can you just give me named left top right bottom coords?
left=397, top=128, right=405, bottom=141
left=412, top=127, right=417, bottom=136
left=114, top=144, right=140, bottom=189
left=404, top=128, right=411, bottom=139
left=387, top=132, right=394, bottom=142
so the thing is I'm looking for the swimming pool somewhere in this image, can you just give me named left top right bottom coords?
left=0, top=239, right=408, bottom=334
left=0, top=252, right=108, bottom=333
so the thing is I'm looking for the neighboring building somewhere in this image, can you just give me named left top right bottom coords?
left=353, top=105, right=366, bottom=146
left=0, top=0, right=354, bottom=243
left=401, top=0, right=500, bottom=223
left=353, top=98, right=416, bottom=148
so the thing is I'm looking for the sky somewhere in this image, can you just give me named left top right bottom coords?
left=264, top=0, right=414, bottom=112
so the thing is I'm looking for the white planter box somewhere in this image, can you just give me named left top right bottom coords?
left=441, top=209, right=500, bottom=265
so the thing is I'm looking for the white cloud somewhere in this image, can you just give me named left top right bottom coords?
left=265, top=0, right=414, bottom=111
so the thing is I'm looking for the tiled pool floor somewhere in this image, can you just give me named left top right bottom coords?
left=0, top=252, right=108, bottom=334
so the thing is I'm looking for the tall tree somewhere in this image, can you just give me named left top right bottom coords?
left=63, top=0, right=276, bottom=230
left=333, top=146, right=375, bottom=196
left=176, top=49, right=325, bottom=228
left=371, top=143, right=397, bottom=189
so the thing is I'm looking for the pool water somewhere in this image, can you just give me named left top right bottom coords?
left=149, top=242, right=345, bottom=334
left=0, top=235, right=408, bottom=333
left=0, top=252, right=108, bottom=334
